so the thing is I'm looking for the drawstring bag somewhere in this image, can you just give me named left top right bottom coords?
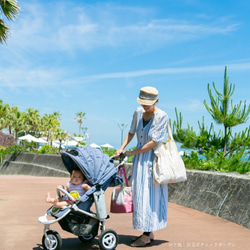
left=153, top=122, right=187, bottom=184
left=110, top=165, right=133, bottom=213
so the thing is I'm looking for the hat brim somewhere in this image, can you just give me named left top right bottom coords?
left=137, top=97, right=158, bottom=105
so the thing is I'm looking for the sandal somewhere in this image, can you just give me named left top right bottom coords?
left=130, top=235, right=152, bottom=247
left=132, top=232, right=154, bottom=242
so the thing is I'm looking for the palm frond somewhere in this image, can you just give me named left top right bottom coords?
left=0, top=19, right=9, bottom=44
left=0, top=0, right=20, bottom=21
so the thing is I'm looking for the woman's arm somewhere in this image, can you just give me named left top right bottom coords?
left=114, top=132, right=135, bottom=157
left=125, top=140, right=158, bottom=156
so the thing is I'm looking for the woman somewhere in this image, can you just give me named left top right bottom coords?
left=114, top=86, right=168, bottom=247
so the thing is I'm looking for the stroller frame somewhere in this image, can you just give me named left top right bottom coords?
left=38, top=146, right=128, bottom=250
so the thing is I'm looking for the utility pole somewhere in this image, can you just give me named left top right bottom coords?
left=118, top=123, right=127, bottom=145
left=82, top=127, right=87, bottom=136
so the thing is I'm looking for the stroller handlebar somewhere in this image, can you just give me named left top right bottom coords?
left=110, top=152, right=128, bottom=162
left=113, top=155, right=129, bottom=169
left=120, top=156, right=129, bottom=164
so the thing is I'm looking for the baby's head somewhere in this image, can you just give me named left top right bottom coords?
left=70, top=169, right=84, bottom=185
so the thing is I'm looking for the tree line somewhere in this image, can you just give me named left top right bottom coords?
left=0, top=100, right=87, bottom=145
left=0, top=101, right=64, bottom=142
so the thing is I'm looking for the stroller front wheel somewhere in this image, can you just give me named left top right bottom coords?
left=42, top=230, right=62, bottom=250
left=98, top=229, right=118, bottom=250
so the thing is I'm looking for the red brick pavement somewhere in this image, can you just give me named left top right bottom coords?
left=0, top=176, right=249, bottom=250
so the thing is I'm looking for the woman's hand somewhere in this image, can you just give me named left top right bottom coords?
left=114, top=149, right=123, bottom=158
left=114, top=132, right=135, bottom=158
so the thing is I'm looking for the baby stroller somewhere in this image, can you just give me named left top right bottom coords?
left=38, top=145, right=127, bottom=250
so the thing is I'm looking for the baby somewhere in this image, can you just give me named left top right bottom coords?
left=46, top=169, right=90, bottom=208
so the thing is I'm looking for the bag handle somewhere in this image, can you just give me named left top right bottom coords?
left=167, top=121, right=174, bottom=141
left=154, top=111, right=173, bottom=142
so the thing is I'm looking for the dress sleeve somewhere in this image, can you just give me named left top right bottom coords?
left=129, top=107, right=142, bottom=134
left=151, top=110, right=168, bottom=143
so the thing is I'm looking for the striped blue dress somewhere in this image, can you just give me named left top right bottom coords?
left=129, top=106, right=168, bottom=232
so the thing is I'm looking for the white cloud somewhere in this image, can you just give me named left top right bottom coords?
left=0, top=1, right=245, bottom=89
left=179, top=99, right=204, bottom=112
left=7, top=1, right=239, bottom=53
left=0, top=66, right=65, bottom=87
left=1, top=62, right=250, bottom=88
left=76, top=62, right=250, bottom=82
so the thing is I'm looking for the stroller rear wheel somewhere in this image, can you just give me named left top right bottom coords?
left=42, top=230, right=62, bottom=250
left=98, top=229, right=118, bottom=250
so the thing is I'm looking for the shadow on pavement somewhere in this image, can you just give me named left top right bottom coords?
left=32, top=234, right=169, bottom=249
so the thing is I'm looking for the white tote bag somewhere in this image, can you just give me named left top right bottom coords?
left=153, top=122, right=187, bottom=184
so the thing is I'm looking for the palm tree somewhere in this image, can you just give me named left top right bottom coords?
left=0, top=99, right=8, bottom=117
left=25, top=108, right=41, bottom=135
left=8, top=106, right=25, bottom=140
left=0, top=100, right=9, bottom=130
left=74, top=112, right=86, bottom=136
left=53, top=111, right=62, bottom=121
left=3, top=105, right=17, bottom=135
left=204, top=66, right=250, bottom=156
left=52, top=128, right=68, bottom=152
left=0, top=0, right=20, bottom=44
left=41, top=113, right=60, bottom=144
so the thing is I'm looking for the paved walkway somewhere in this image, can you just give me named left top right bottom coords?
left=0, top=176, right=249, bottom=250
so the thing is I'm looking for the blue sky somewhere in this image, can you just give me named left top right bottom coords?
left=1, top=0, right=250, bottom=149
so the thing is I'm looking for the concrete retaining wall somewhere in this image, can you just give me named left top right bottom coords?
left=1, top=153, right=249, bottom=229
left=0, top=153, right=69, bottom=177
left=168, top=170, right=250, bottom=229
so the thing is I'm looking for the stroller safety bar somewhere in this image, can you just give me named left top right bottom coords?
left=57, top=187, right=76, bottom=202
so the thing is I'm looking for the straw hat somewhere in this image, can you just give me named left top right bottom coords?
left=137, top=86, right=159, bottom=105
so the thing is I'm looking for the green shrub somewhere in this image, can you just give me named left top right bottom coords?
left=38, top=145, right=58, bottom=154
left=0, top=145, right=27, bottom=163
left=183, top=149, right=250, bottom=174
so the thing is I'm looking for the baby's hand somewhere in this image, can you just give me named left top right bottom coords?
left=82, top=183, right=91, bottom=191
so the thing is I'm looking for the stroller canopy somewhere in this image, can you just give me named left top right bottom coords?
left=61, top=146, right=122, bottom=189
